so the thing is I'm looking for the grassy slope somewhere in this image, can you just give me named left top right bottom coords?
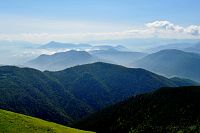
left=0, top=109, right=94, bottom=133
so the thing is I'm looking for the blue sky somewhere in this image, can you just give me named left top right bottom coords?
left=0, top=0, right=200, bottom=43
left=1, top=0, right=200, bottom=25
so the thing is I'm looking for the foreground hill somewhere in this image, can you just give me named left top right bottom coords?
left=0, top=109, right=93, bottom=133
left=0, top=66, right=91, bottom=124
left=0, top=63, right=197, bottom=125
left=133, top=49, right=200, bottom=82
left=74, top=86, right=200, bottom=133
left=26, top=50, right=100, bottom=71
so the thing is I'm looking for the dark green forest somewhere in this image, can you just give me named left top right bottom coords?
left=74, top=86, right=200, bottom=133
left=0, top=63, right=197, bottom=125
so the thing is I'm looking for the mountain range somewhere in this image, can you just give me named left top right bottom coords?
left=39, top=41, right=129, bottom=51
left=26, top=47, right=200, bottom=83
left=133, top=49, right=200, bottom=82
left=0, top=62, right=197, bottom=125
left=25, top=49, right=146, bottom=71
left=1, top=40, right=200, bottom=65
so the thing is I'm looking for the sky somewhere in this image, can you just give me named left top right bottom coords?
left=0, top=0, right=200, bottom=43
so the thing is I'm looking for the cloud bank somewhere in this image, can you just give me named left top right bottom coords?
left=186, top=25, right=200, bottom=35
left=146, top=21, right=184, bottom=32
left=0, top=20, right=200, bottom=43
left=146, top=20, right=200, bottom=36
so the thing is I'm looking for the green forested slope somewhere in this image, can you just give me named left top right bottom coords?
left=75, top=86, right=200, bottom=133
left=0, top=63, right=198, bottom=125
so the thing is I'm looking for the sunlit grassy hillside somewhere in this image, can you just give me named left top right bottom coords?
left=0, top=109, right=94, bottom=133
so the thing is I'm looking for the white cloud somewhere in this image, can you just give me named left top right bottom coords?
left=146, top=20, right=184, bottom=32
left=0, top=20, right=200, bottom=43
left=146, top=20, right=200, bottom=36
left=185, top=25, right=200, bottom=35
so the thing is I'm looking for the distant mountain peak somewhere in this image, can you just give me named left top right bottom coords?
left=48, top=41, right=57, bottom=44
left=40, top=41, right=92, bottom=49
left=157, top=49, right=184, bottom=53
left=133, top=49, right=200, bottom=82
left=25, top=50, right=99, bottom=71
